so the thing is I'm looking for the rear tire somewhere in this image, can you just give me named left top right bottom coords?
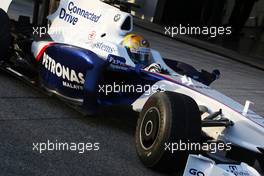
left=135, top=92, right=201, bottom=172
left=0, top=9, right=11, bottom=60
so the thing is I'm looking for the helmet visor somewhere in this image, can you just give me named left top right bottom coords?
left=129, top=47, right=151, bottom=65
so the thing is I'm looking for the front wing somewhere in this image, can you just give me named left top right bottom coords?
left=183, top=155, right=261, bottom=176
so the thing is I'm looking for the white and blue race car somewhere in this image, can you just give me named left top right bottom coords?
left=0, top=0, right=263, bottom=175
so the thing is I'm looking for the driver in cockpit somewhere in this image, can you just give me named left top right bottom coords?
left=121, top=34, right=163, bottom=73
left=121, top=33, right=220, bottom=86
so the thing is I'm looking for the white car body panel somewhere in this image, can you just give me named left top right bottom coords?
left=47, top=0, right=133, bottom=44
left=1, top=0, right=12, bottom=12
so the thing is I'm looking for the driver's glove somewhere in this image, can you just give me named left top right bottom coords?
left=145, top=63, right=162, bottom=73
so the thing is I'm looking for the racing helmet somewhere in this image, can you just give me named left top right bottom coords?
left=121, top=34, right=151, bottom=65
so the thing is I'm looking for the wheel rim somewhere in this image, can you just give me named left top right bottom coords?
left=139, top=107, right=160, bottom=150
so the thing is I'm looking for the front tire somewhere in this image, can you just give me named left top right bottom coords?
left=0, top=9, right=11, bottom=61
left=135, top=92, right=201, bottom=172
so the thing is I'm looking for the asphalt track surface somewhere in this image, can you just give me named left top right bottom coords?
left=1, top=2, right=264, bottom=176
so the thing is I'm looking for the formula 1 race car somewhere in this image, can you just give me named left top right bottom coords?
left=1, top=0, right=264, bottom=175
